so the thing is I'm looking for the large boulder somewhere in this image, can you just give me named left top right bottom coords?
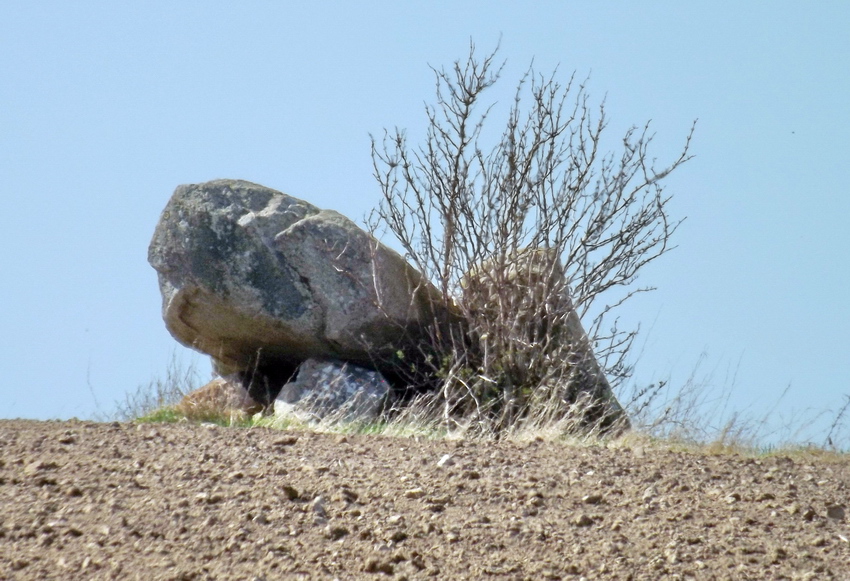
left=148, top=179, right=446, bottom=403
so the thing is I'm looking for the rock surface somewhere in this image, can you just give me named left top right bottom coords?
left=148, top=179, right=446, bottom=402
left=462, top=247, right=628, bottom=429
left=2, top=420, right=849, bottom=579
left=274, top=358, right=391, bottom=422
left=175, top=377, right=263, bottom=420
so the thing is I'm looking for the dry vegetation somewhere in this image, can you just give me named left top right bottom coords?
left=114, top=353, right=849, bottom=456
left=366, top=41, right=693, bottom=435
left=117, top=42, right=849, bottom=454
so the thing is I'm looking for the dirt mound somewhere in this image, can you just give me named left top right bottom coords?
left=1, top=420, right=848, bottom=579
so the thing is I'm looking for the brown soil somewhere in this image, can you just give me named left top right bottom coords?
left=1, top=420, right=848, bottom=580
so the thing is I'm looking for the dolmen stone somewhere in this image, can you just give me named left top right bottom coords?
left=149, top=179, right=630, bottom=433
left=461, top=247, right=629, bottom=431
left=148, top=179, right=447, bottom=404
left=273, top=358, right=390, bottom=423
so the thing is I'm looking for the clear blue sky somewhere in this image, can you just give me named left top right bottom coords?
left=2, top=2, right=848, bottom=442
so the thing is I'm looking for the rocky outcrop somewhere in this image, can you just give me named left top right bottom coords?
left=274, top=358, right=391, bottom=423
left=148, top=179, right=447, bottom=404
left=149, top=179, right=629, bottom=433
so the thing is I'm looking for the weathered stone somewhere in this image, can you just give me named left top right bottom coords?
left=175, top=377, right=263, bottom=420
left=148, top=179, right=446, bottom=402
left=273, top=358, right=390, bottom=423
left=461, top=247, right=629, bottom=431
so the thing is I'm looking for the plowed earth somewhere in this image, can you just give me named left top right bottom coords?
left=1, top=420, right=848, bottom=580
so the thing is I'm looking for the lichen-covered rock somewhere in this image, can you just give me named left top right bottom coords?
left=273, top=358, right=390, bottom=422
left=148, top=180, right=446, bottom=402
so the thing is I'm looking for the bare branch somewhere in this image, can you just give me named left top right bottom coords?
left=370, top=42, right=693, bottom=434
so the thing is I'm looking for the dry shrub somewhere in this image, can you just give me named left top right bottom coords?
left=369, top=41, right=694, bottom=435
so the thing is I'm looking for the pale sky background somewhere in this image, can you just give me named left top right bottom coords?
left=2, top=2, right=848, bottom=444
